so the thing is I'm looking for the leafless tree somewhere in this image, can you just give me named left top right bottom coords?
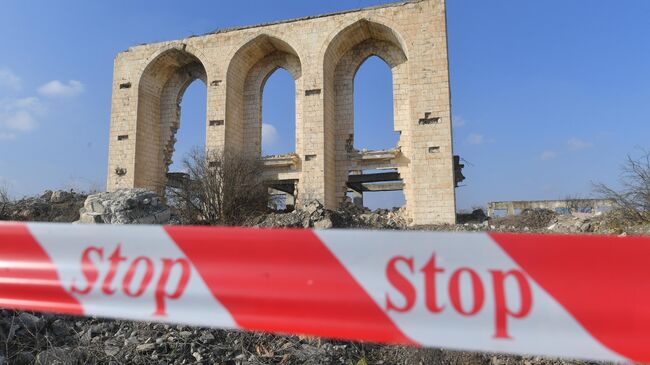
left=0, top=184, right=9, bottom=220
left=166, top=148, right=270, bottom=226
left=594, top=150, right=650, bottom=223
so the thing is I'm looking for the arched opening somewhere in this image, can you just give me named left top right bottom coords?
left=261, top=67, right=296, bottom=156
left=134, top=47, right=207, bottom=195
left=353, top=55, right=398, bottom=151
left=226, top=35, right=302, bottom=159
left=226, top=35, right=302, bottom=210
left=351, top=55, right=404, bottom=210
left=169, top=80, right=207, bottom=172
left=322, top=19, right=409, bottom=210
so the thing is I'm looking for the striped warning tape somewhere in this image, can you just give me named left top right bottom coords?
left=0, top=222, right=648, bottom=362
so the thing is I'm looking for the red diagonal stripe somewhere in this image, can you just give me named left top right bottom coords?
left=0, top=223, right=82, bottom=315
left=490, top=233, right=650, bottom=362
left=165, top=226, right=414, bottom=344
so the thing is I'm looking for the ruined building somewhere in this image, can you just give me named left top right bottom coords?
left=106, top=0, right=462, bottom=225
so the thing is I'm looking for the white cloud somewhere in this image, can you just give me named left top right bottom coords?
left=540, top=150, right=558, bottom=161
left=453, top=116, right=466, bottom=128
left=466, top=133, right=490, bottom=145
left=0, top=68, right=21, bottom=91
left=0, top=97, right=44, bottom=113
left=262, top=123, right=279, bottom=148
left=567, top=138, right=592, bottom=151
left=3, top=111, right=37, bottom=131
left=0, top=97, right=45, bottom=135
left=38, top=80, right=84, bottom=97
left=0, top=132, right=16, bottom=140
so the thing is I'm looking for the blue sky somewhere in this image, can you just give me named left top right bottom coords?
left=0, top=1, right=648, bottom=211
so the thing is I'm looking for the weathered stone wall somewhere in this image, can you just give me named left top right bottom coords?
left=107, top=0, right=457, bottom=225
left=487, top=199, right=617, bottom=217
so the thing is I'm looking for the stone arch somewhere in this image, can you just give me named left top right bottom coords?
left=319, top=17, right=409, bottom=74
left=136, top=43, right=211, bottom=82
left=226, top=35, right=303, bottom=158
left=336, top=41, right=408, bottom=143
left=321, top=19, right=410, bottom=205
left=134, top=46, right=208, bottom=194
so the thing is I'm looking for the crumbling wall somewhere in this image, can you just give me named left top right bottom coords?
left=487, top=199, right=616, bottom=217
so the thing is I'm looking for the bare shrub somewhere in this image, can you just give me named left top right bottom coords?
left=0, top=184, right=9, bottom=219
left=594, top=150, right=650, bottom=223
left=166, top=148, right=269, bottom=226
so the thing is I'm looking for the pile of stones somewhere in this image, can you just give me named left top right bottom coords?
left=76, top=189, right=172, bottom=225
left=0, top=190, right=87, bottom=223
left=546, top=212, right=599, bottom=233
left=249, top=200, right=411, bottom=230
left=248, top=200, right=342, bottom=229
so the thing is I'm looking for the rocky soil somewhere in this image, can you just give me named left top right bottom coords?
left=0, top=309, right=599, bottom=365
left=0, top=189, right=641, bottom=364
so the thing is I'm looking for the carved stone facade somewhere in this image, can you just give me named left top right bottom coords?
left=107, top=0, right=457, bottom=225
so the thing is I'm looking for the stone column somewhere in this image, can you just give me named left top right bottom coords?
left=297, top=51, right=333, bottom=208
left=402, top=0, right=457, bottom=225
left=107, top=54, right=139, bottom=192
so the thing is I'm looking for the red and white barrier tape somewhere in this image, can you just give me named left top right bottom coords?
left=0, top=222, right=648, bottom=362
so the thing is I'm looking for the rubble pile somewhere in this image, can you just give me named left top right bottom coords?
left=545, top=211, right=650, bottom=235
left=345, top=204, right=411, bottom=229
left=546, top=212, right=601, bottom=233
left=248, top=200, right=342, bottom=229
left=488, top=209, right=556, bottom=231
left=77, top=188, right=172, bottom=225
left=1, top=190, right=87, bottom=223
left=249, top=201, right=411, bottom=230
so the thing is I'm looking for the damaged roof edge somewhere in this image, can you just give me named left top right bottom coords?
left=124, top=0, right=425, bottom=52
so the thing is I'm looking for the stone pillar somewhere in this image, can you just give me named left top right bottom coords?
left=205, top=74, right=226, bottom=155
left=403, top=0, right=457, bottom=225
left=107, top=54, right=139, bottom=192
left=297, top=60, right=332, bottom=208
